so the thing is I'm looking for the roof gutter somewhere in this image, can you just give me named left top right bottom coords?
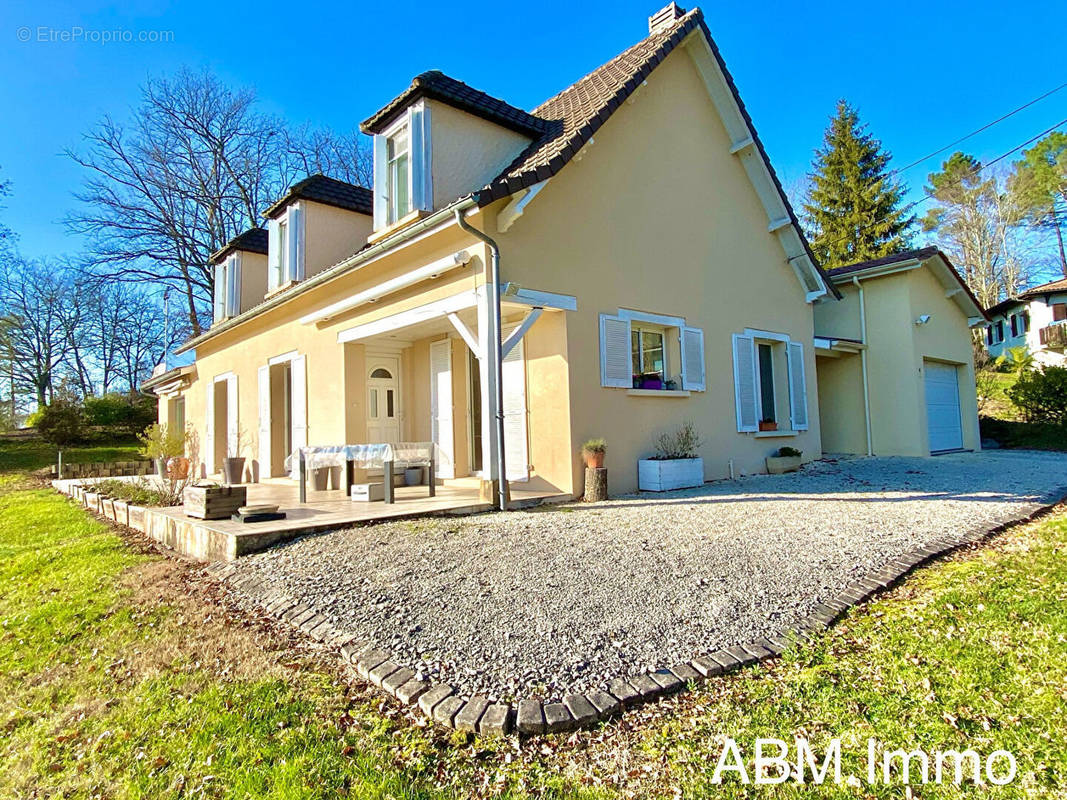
left=177, top=196, right=478, bottom=354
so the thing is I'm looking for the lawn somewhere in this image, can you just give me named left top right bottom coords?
left=0, top=431, right=142, bottom=474
left=0, top=450, right=1065, bottom=797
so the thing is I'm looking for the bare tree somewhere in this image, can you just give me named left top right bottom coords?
left=66, top=69, right=371, bottom=336
left=285, top=125, right=373, bottom=188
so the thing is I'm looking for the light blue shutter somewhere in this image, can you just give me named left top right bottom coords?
left=732, top=333, right=758, bottom=432
left=680, top=326, right=705, bottom=391
left=410, top=104, right=432, bottom=211
left=373, top=134, right=387, bottom=229
left=787, top=341, right=809, bottom=430
left=287, top=204, right=304, bottom=282
left=267, top=219, right=281, bottom=291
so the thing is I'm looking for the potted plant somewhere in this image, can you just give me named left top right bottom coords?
left=766, top=446, right=803, bottom=474
left=638, top=421, right=704, bottom=491
left=638, top=373, right=663, bottom=390
left=759, top=418, right=778, bottom=432
left=581, top=437, right=607, bottom=469
left=137, top=423, right=187, bottom=479
left=223, top=426, right=248, bottom=485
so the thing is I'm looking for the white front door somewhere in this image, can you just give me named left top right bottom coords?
left=924, top=360, right=963, bottom=452
left=367, top=357, right=401, bottom=444
left=429, top=339, right=455, bottom=478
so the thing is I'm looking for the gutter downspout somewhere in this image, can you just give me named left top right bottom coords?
left=853, top=276, right=874, bottom=456
left=454, top=209, right=508, bottom=511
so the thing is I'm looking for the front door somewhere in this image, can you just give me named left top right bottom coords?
left=367, top=357, right=401, bottom=444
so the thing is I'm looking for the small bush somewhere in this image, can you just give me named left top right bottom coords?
left=91, top=477, right=186, bottom=507
left=35, top=398, right=85, bottom=445
left=777, top=446, right=802, bottom=458
left=1007, top=366, right=1067, bottom=424
left=84, top=393, right=157, bottom=435
left=581, top=437, right=607, bottom=454
left=137, top=423, right=187, bottom=461
left=653, top=421, right=702, bottom=460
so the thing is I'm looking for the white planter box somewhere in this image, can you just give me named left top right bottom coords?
left=638, top=457, right=704, bottom=492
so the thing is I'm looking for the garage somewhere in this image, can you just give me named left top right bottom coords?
left=924, top=361, right=963, bottom=452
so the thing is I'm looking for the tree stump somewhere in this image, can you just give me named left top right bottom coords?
left=584, top=467, right=608, bottom=502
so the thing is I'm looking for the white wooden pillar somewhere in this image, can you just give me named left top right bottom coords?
left=476, top=287, right=500, bottom=481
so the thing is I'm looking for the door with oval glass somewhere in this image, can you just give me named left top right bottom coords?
left=367, top=357, right=401, bottom=444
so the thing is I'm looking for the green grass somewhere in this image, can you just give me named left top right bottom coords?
left=0, top=470, right=1065, bottom=796
left=0, top=432, right=142, bottom=474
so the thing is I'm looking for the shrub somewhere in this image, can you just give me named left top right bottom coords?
left=581, top=437, right=607, bottom=454
left=84, top=392, right=158, bottom=435
left=35, top=397, right=85, bottom=445
left=137, top=423, right=187, bottom=461
left=777, top=446, right=802, bottom=458
left=91, top=477, right=186, bottom=507
left=653, top=421, right=702, bottom=459
left=1007, top=366, right=1067, bottom=424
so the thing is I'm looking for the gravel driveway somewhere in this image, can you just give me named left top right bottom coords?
left=227, top=451, right=1067, bottom=701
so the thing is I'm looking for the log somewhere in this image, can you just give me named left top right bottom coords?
left=584, top=467, right=608, bottom=502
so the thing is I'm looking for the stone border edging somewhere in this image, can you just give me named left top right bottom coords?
left=196, top=484, right=1067, bottom=736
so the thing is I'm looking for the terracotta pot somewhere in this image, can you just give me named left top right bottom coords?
left=758, top=420, right=778, bottom=432
left=583, top=450, right=605, bottom=469
left=167, top=456, right=190, bottom=480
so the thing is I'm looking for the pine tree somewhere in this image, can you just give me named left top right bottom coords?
left=803, top=100, right=914, bottom=268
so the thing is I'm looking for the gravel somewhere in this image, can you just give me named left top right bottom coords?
left=226, top=451, right=1067, bottom=701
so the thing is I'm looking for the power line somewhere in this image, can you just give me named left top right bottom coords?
left=888, top=80, right=1067, bottom=177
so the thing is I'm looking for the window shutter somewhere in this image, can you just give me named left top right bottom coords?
left=267, top=219, right=281, bottom=291
left=599, top=314, right=631, bottom=388
left=787, top=341, right=809, bottom=431
left=409, top=104, right=433, bottom=211
left=204, top=381, right=215, bottom=475
left=287, top=204, right=305, bottom=282
left=373, top=134, right=387, bottom=229
left=732, top=333, right=758, bottom=432
left=226, top=254, right=242, bottom=317
left=1010, top=315, right=1017, bottom=337
left=986, top=326, right=993, bottom=346
left=288, top=355, right=307, bottom=478
left=680, top=326, right=705, bottom=391
left=212, top=261, right=226, bottom=323
left=258, top=365, right=271, bottom=480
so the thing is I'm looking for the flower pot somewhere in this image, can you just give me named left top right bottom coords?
left=583, top=451, right=605, bottom=469
left=155, top=457, right=168, bottom=477
left=222, top=457, right=246, bottom=485
left=311, top=467, right=330, bottom=491
left=639, top=378, right=663, bottom=390
left=759, top=421, right=778, bottom=432
left=638, top=457, right=704, bottom=491
left=766, top=455, right=803, bottom=475
left=405, top=467, right=423, bottom=486
left=167, top=456, right=190, bottom=480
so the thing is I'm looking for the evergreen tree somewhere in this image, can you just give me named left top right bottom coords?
left=803, top=100, right=914, bottom=268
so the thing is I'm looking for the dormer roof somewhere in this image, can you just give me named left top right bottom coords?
left=360, top=70, right=549, bottom=137
left=263, top=174, right=373, bottom=219
left=210, top=227, right=269, bottom=264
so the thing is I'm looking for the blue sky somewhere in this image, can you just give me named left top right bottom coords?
left=1, top=0, right=1064, bottom=260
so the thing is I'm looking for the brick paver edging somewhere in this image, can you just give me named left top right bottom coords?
left=207, top=485, right=1067, bottom=737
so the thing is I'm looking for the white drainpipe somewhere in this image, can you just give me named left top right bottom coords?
left=853, top=276, right=873, bottom=456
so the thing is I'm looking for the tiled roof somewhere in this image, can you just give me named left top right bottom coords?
left=210, top=227, right=269, bottom=263
left=361, top=71, right=548, bottom=137
left=475, top=9, right=702, bottom=203
left=263, top=174, right=372, bottom=219
left=1020, top=276, right=1067, bottom=298
left=825, top=247, right=942, bottom=278
left=985, top=297, right=1025, bottom=317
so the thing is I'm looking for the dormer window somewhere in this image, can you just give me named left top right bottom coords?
left=267, top=202, right=304, bottom=292
left=212, top=253, right=242, bottom=324
left=386, top=124, right=411, bottom=225
left=373, top=102, right=432, bottom=230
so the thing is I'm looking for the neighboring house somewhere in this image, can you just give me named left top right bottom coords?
left=984, top=277, right=1067, bottom=367
left=814, top=248, right=987, bottom=457
left=148, top=5, right=984, bottom=500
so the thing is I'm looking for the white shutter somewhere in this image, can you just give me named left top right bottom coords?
left=732, top=333, right=758, bottom=432
left=502, top=328, right=529, bottom=482
left=410, top=104, right=433, bottom=211
left=680, top=326, right=706, bottom=391
left=226, top=254, right=242, bottom=317
left=787, top=341, right=809, bottom=431
left=429, top=340, right=455, bottom=478
left=212, top=261, right=226, bottom=323
left=287, top=204, right=305, bottom=282
left=288, top=355, right=307, bottom=478
left=267, top=218, right=281, bottom=291
left=373, top=134, right=387, bottom=229
left=257, top=365, right=271, bottom=481
left=226, top=374, right=238, bottom=459
left=204, top=381, right=215, bottom=475
left=599, top=314, right=632, bottom=388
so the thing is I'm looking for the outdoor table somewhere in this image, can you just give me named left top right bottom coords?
left=286, top=443, right=436, bottom=504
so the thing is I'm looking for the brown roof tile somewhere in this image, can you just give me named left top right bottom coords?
left=1020, top=276, right=1067, bottom=298
left=263, top=174, right=372, bottom=219
left=210, top=227, right=269, bottom=263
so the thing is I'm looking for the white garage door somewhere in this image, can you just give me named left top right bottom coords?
left=924, top=361, right=963, bottom=452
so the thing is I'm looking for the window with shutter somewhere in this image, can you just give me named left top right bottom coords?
left=732, top=333, right=758, bottom=432
left=287, top=204, right=304, bottom=282
left=409, top=103, right=433, bottom=212
left=1054, top=303, right=1067, bottom=322
left=787, top=341, right=809, bottom=430
left=680, top=326, right=705, bottom=391
left=599, top=314, right=632, bottom=388
left=212, top=260, right=227, bottom=323
left=225, top=254, right=242, bottom=317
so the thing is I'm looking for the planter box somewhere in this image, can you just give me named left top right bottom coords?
left=183, top=484, right=247, bottom=520
left=766, top=455, right=803, bottom=475
left=638, top=457, right=704, bottom=492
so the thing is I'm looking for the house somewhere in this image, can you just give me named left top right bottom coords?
left=814, top=248, right=987, bottom=456
left=984, top=277, right=1067, bottom=367
left=152, top=4, right=983, bottom=505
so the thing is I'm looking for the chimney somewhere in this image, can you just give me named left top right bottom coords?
left=648, top=2, right=685, bottom=34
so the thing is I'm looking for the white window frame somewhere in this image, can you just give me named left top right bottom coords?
left=599, top=307, right=705, bottom=392
left=385, top=121, right=411, bottom=226
left=267, top=203, right=304, bottom=293
left=631, top=324, right=668, bottom=382
left=213, top=253, right=242, bottom=323
left=734, top=328, right=808, bottom=432
left=373, top=101, right=432, bottom=230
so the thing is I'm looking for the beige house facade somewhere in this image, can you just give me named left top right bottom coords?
left=149, top=5, right=985, bottom=502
